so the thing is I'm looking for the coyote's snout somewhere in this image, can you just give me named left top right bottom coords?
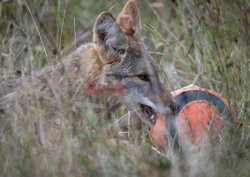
left=0, top=0, right=177, bottom=148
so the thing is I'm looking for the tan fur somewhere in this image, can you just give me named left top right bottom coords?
left=117, top=0, right=141, bottom=36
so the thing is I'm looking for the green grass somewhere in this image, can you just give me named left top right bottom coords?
left=0, top=0, right=249, bottom=177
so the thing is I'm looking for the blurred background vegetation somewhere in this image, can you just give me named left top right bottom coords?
left=0, top=0, right=249, bottom=177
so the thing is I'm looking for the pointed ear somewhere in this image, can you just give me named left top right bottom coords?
left=116, top=0, right=141, bottom=36
left=93, top=12, right=125, bottom=50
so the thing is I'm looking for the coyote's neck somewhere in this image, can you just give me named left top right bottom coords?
left=50, top=43, right=105, bottom=95
left=63, top=43, right=104, bottom=82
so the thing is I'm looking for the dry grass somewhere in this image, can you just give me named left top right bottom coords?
left=0, top=0, right=249, bottom=177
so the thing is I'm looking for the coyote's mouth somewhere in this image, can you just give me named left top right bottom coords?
left=140, top=104, right=157, bottom=125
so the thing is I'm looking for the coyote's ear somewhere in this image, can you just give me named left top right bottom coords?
left=117, top=0, right=141, bottom=36
left=93, top=12, right=125, bottom=51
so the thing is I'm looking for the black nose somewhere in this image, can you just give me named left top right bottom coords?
left=170, top=98, right=180, bottom=114
left=164, top=112, right=180, bottom=150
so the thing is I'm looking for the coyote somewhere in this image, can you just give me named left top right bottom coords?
left=0, top=0, right=177, bottom=148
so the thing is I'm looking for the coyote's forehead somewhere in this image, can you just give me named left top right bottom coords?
left=105, top=37, right=158, bottom=79
left=125, top=39, right=158, bottom=75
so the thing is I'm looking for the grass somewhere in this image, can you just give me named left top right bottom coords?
left=0, top=0, right=249, bottom=177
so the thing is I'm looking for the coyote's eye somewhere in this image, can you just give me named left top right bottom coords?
left=112, top=46, right=125, bottom=55
left=118, top=48, right=125, bottom=55
left=138, top=74, right=150, bottom=82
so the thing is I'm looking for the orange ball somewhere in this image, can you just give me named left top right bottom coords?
left=150, top=87, right=237, bottom=149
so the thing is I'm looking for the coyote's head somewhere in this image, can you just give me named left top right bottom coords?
left=92, top=0, right=176, bottom=129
